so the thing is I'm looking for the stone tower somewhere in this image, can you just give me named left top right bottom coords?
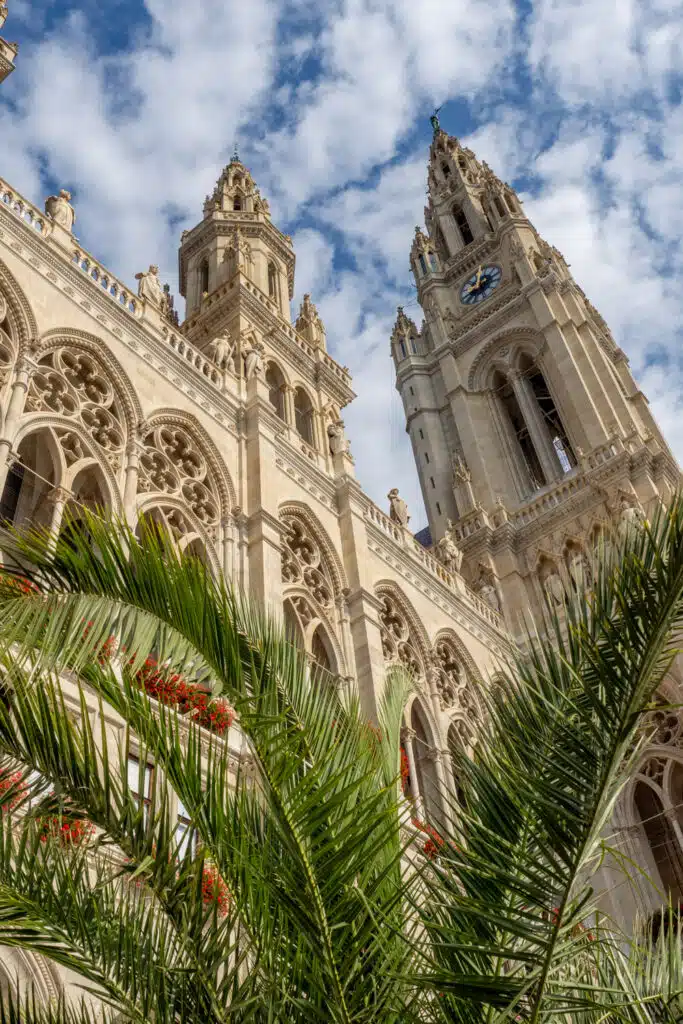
left=393, top=125, right=681, bottom=637
left=0, top=3, right=18, bottom=85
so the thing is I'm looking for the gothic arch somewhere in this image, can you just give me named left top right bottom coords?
left=136, top=494, right=221, bottom=574
left=278, top=501, right=347, bottom=597
left=374, top=580, right=430, bottom=683
left=0, top=257, right=39, bottom=350
left=37, top=328, right=143, bottom=436
left=282, top=586, right=346, bottom=676
left=12, top=418, right=123, bottom=515
left=432, top=627, right=481, bottom=683
left=468, top=327, right=546, bottom=392
left=0, top=947, right=61, bottom=1003
left=144, top=409, right=236, bottom=512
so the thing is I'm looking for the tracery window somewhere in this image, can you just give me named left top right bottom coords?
left=26, top=347, right=126, bottom=466
left=199, top=260, right=209, bottom=296
left=378, top=594, right=424, bottom=680
left=280, top=514, right=334, bottom=613
left=137, top=423, right=220, bottom=529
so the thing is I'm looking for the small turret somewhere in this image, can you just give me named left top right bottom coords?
left=391, top=306, right=420, bottom=364
left=295, top=294, right=326, bottom=350
left=0, top=3, right=18, bottom=86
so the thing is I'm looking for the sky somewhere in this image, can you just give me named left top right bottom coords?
left=1, top=0, right=683, bottom=530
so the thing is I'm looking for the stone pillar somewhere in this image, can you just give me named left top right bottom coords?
left=402, top=727, right=423, bottom=817
left=282, top=385, right=295, bottom=428
left=508, top=369, right=560, bottom=484
left=122, top=442, right=141, bottom=526
left=46, top=486, right=71, bottom=549
left=0, top=356, right=32, bottom=494
left=220, top=513, right=234, bottom=582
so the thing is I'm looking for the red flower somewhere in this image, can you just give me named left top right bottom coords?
left=201, top=864, right=230, bottom=915
left=0, top=770, right=26, bottom=812
left=399, top=747, right=410, bottom=793
left=82, top=621, right=117, bottom=665
left=38, top=815, right=95, bottom=847
left=133, top=660, right=235, bottom=736
left=412, top=817, right=445, bottom=860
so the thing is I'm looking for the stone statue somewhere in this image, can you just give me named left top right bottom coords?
left=452, top=453, right=471, bottom=483
left=162, top=284, right=179, bottom=326
left=543, top=569, right=564, bottom=607
left=44, top=189, right=75, bottom=232
left=388, top=488, right=410, bottom=527
left=243, top=338, right=264, bottom=380
left=436, top=528, right=462, bottom=573
left=135, top=265, right=165, bottom=309
left=617, top=494, right=644, bottom=537
left=477, top=579, right=501, bottom=614
left=327, top=419, right=349, bottom=456
left=430, top=108, right=441, bottom=135
left=569, top=551, right=591, bottom=592
left=208, top=330, right=235, bottom=372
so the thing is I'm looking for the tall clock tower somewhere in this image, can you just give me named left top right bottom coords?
left=393, top=124, right=680, bottom=636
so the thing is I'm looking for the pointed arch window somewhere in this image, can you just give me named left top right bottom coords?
left=233, top=197, right=242, bottom=211
left=293, top=387, right=315, bottom=446
left=452, top=205, right=474, bottom=246
left=268, top=262, right=279, bottom=305
left=399, top=341, right=407, bottom=359
left=418, top=254, right=427, bottom=274
left=505, top=191, right=517, bottom=214
left=523, top=359, right=575, bottom=473
left=635, top=778, right=683, bottom=904
left=494, top=370, right=547, bottom=491
left=441, top=162, right=450, bottom=179
left=199, top=260, right=209, bottom=296
left=494, top=196, right=507, bottom=219
left=265, top=361, right=286, bottom=421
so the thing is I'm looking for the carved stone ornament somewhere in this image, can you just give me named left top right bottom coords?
left=135, top=265, right=166, bottom=310
left=243, top=338, right=265, bottom=380
left=280, top=514, right=335, bottom=611
left=378, top=594, right=423, bottom=680
left=44, top=189, right=75, bottom=232
left=432, top=638, right=465, bottom=710
left=435, top=526, right=463, bottom=574
left=327, top=419, right=349, bottom=456
left=137, top=423, right=219, bottom=526
left=207, top=330, right=235, bottom=372
left=387, top=488, right=409, bottom=527
left=26, top=347, right=125, bottom=457
left=642, top=704, right=683, bottom=750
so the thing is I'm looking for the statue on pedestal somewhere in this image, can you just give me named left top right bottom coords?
left=243, top=338, right=264, bottom=379
left=45, top=189, right=75, bottom=232
left=208, top=330, right=235, bottom=372
left=135, top=265, right=166, bottom=310
left=327, top=419, right=349, bottom=456
left=388, top=488, right=410, bottom=527
left=436, top=523, right=463, bottom=573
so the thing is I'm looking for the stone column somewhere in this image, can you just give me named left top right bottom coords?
left=46, top=486, right=71, bottom=550
left=282, top=385, right=295, bottom=428
left=508, top=369, right=560, bottom=484
left=0, top=356, right=32, bottom=495
left=402, top=727, right=423, bottom=818
left=122, top=441, right=141, bottom=526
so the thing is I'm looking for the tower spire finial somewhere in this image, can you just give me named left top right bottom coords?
left=430, top=106, right=442, bottom=136
left=232, top=141, right=240, bottom=163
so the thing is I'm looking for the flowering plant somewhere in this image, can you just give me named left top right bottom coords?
left=82, top=620, right=117, bottom=665
left=201, top=863, right=230, bottom=915
left=0, top=769, right=26, bottom=812
left=412, top=817, right=445, bottom=860
left=134, top=658, right=235, bottom=735
left=399, top=747, right=410, bottom=794
left=38, top=815, right=95, bottom=847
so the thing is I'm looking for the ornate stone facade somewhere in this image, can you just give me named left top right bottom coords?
left=393, top=122, right=683, bottom=928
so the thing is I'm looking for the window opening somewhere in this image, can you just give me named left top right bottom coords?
left=127, top=754, right=153, bottom=827
left=498, top=375, right=547, bottom=490
left=436, top=502, right=442, bottom=515
left=176, top=797, right=196, bottom=859
left=527, top=369, right=575, bottom=473
left=199, top=261, right=209, bottom=295
left=453, top=205, right=474, bottom=246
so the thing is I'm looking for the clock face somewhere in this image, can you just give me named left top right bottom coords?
left=460, top=264, right=502, bottom=305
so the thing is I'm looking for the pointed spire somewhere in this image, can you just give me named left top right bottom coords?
left=296, top=293, right=326, bottom=349
left=203, top=159, right=271, bottom=220
left=392, top=306, right=417, bottom=341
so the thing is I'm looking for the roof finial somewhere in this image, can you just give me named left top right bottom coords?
left=430, top=106, right=442, bottom=136
left=232, top=141, right=240, bottom=163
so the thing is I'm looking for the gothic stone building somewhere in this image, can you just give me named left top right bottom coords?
left=0, top=23, right=682, bottom=995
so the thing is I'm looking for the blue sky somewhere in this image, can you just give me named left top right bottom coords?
left=2, top=0, right=683, bottom=529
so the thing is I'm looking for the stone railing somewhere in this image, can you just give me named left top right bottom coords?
left=364, top=501, right=504, bottom=632
left=0, top=180, right=48, bottom=236
left=71, top=248, right=141, bottom=317
left=163, top=329, right=221, bottom=386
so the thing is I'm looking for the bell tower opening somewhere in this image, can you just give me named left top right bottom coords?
left=452, top=204, right=474, bottom=246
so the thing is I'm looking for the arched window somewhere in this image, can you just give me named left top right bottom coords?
left=311, top=625, right=335, bottom=674
left=494, top=196, right=507, bottom=218
left=233, top=197, right=242, bottom=211
left=434, top=224, right=449, bottom=259
left=293, top=387, right=315, bottom=446
left=428, top=251, right=438, bottom=271
left=458, top=155, right=467, bottom=175
left=399, top=341, right=407, bottom=359
left=635, top=779, right=683, bottom=904
left=411, top=701, right=440, bottom=824
left=199, top=260, right=209, bottom=296
left=494, top=370, right=547, bottom=491
left=505, top=191, right=517, bottom=214
left=268, top=262, right=279, bottom=304
left=441, top=162, right=450, bottom=179
left=0, top=430, right=58, bottom=531
left=521, top=356, right=575, bottom=473
left=265, top=362, right=286, bottom=421
left=418, top=254, right=427, bottom=274
left=452, top=205, right=474, bottom=246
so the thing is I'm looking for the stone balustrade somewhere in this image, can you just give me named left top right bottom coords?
left=71, top=248, right=141, bottom=317
left=0, top=180, right=48, bottom=236
left=364, top=500, right=504, bottom=631
left=163, top=330, right=221, bottom=386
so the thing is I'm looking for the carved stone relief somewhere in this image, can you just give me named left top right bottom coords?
left=137, top=423, right=219, bottom=526
left=280, top=514, right=334, bottom=611
left=378, top=594, right=423, bottom=679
